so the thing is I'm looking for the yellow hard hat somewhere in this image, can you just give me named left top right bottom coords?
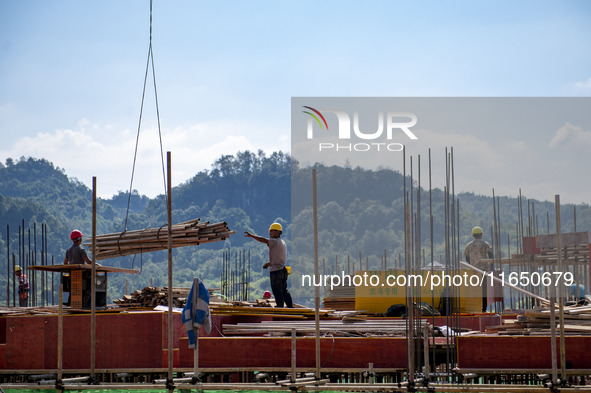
left=472, top=226, right=483, bottom=236
left=15, top=265, right=21, bottom=272
left=286, top=266, right=292, bottom=275
left=269, top=222, right=283, bottom=232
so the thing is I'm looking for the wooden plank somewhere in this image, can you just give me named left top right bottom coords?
left=29, top=264, right=139, bottom=274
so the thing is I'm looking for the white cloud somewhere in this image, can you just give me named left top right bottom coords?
left=549, top=123, right=591, bottom=148
left=0, top=120, right=290, bottom=198
left=575, top=77, right=591, bottom=89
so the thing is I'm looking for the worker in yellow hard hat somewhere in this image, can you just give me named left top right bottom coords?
left=464, top=226, right=493, bottom=267
left=244, top=222, right=294, bottom=308
left=464, top=226, right=494, bottom=312
left=15, top=265, right=30, bottom=307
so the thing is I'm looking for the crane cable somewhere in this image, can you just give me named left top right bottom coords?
left=124, top=0, right=167, bottom=232
left=122, top=0, right=167, bottom=274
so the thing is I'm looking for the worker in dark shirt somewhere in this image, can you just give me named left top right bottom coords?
left=64, top=229, right=94, bottom=264
left=63, top=229, right=99, bottom=307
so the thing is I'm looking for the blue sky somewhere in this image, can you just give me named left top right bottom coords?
left=1, top=1, right=590, bottom=202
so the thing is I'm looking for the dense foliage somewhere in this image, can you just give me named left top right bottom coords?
left=1, top=153, right=589, bottom=306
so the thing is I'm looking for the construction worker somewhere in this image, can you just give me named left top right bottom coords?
left=244, top=222, right=294, bottom=308
left=464, top=226, right=493, bottom=312
left=64, top=229, right=99, bottom=308
left=64, top=229, right=95, bottom=265
left=15, top=265, right=30, bottom=307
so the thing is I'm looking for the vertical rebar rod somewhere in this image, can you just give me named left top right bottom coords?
left=91, top=177, right=97, bottom=380
left=555, top=195, right=566, bottom=381
left=410, top=157, right=414, bottom=276
left=549, top=277, right=558, bottom=385
left=451, top=148, right=460, bottom=371
left=415, top=155, right=422, bottom=375
left=402, top=146, right=410, bottom=378
left=51, top=246, right=54, bottom=305
left=18, top=225, right=21, bottom=307
left=508, top=234, right=513, bottom=310
left=518, top=191, right=525, bottom=308
left=313, top=168, right=321, bottom=378
left=166, top=151, right=173, bottom=389
left=291, top=328, right=297, bottom=383
left=444, top=149, right=451, bottom=378
left=321, top=258, right=325, bottom=299
left=41, top=222, right=45, bottom=306
left=58, top=284, right=63, bottom=386
left=428, top=149, right=436, bottom=375
left=28, top=226, right=31, bottom=305
left=405, top=202, right=414, bottom=384
left=492, top=190, right=499, bottom=313
left=34, top=223, right=37, bottom=306
left=497, top=196, right=504, bottom=311
left=12, top=253, right=16, bottom=307
left=6, top=224, right=9, bottom=307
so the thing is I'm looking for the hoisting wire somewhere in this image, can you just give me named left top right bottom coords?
left=124, top=0, right=167, bottom=233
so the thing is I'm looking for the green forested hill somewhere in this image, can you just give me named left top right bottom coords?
left=1, top=153, right=589, bottom=306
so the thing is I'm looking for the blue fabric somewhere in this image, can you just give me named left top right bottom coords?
left=182, top=278, right=211, bottom=348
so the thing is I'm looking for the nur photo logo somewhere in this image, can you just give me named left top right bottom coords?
left=302, top=106, right=418, bottom=152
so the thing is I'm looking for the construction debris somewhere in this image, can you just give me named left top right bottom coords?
left=322, top=282, right=355, bottom=310
left=486, top=299, right=591, bottom=335
left=113, top=286, right=225, bottom=308
left=85, top=218, right=234, bottom=260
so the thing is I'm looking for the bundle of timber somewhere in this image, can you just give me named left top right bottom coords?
left=85, top=218, right=234, bottom=260
left=114, top=286, right=226, bottom=308
left=487, top=300, right=591, bottom=335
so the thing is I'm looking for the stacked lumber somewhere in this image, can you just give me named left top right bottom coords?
left=533, top=243, right=590, bottom=263
left=114, top=286, right=187, bottom=308
left=486, top=301, right=591, bottom=335
left=85, top=218, right=234, bottom=260
left=322, top=283, right=356, bottom=311
left=222, top=318, right=425, bottom=337
left=113, top=286, right=225, bottom=308
left=323, top=297, right=355, bottom=311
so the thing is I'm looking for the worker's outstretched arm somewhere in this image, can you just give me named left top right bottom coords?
left=244, top=231, right=269, bottom=245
